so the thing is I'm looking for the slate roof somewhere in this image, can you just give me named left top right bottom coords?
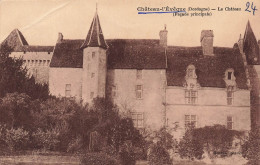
left=50, top=39, right=83, bottom=68
left=166, top=45, right=248, bottom=89
left=243, top=21, right=260, bottom=65
left=50, top=38, right=248, bottom=89
left=106, top=39, right=166, bottom=69
left=22, top=45, right=54, bottom=52
left=1, top=29, right=54, bottom=52
left=81, top=12, right=108, bottom=49
left=1, top=29, right=28, bottom=51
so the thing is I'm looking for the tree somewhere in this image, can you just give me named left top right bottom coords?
left=0, top=93, right=33, bottom=130
left=0, top=43, right=49, bottom=100
left=242, top=128, right=260, bottom=164
left=178, top=125, right=243, bottom=160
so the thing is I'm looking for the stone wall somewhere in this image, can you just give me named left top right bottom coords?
left=166, top=86, right=251, bottom=139
left=107, top=69, right=167, bottom=130
left=10, top=52, right=53, bottom=84
left=49, top=68, right=83, bottom=100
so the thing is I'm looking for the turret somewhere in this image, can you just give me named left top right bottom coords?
left=81, top=11, right=108, bottom=103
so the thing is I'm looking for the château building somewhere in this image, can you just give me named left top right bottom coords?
left=2, top=11, right=260, bottom=138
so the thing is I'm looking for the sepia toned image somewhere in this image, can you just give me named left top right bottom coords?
left=0, top=0, right=260, bottom=164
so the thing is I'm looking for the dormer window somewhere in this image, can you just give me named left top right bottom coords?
left=225, top=68, right=235, bottom=81
left=228, top=72, right=232, bottom=80
left=186, top=65, right=196, bottom=78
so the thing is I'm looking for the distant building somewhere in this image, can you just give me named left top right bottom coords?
left=1, top=29, right=53, bottom=84
left=2, top=11, right=260, bottom=138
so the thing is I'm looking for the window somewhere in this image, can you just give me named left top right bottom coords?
left=185, top=90, right=197, bottom=104
left=135, top=85, right=143, bottom=99
left=90, top=92, right=94, bottom=99
left=228, top=72, right=232, bottom=80
left=65, top=84, right=71, bottom=97
left=227, top=86, right=234, bottom=105
left=186, top=65, right=196, bottom=78
left=225, top=68, right=235, bottom=81
left=137, top=70, right=142, bottom=79
left=39, top=60, right=42, bottom=66
left=91, top=73, right=95, bottom=78
left=48, top=52, right=50, bottom=54
left=43, top=60, right=46, bottom=65
left=31, top=60, right=34, bottom=66
left=131, top=112, right=144, bottom=128
left=185, top=115, right=197, bottom=129
left=112, top=85, right=118, bottom=98
left=227, top=116, right=233, bottom=129
left=187, top=69, right=193, bottom=77
left=92, top=52, right=95, bottom=58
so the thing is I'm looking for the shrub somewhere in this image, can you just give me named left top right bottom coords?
left=67, top=136, right=83, bottom=153
left=80, top=152, right=120, bottom=165
left=242, top=128, right=260, bottom=164
left=4, top=127, right=29, bottom=152
left=119, top=142, right=136, bottom=165
left=32, top=128, right=60, bottom=151
left=179, top=125, right=243, bottom=160
left=148, top=142, right=173, bottom=165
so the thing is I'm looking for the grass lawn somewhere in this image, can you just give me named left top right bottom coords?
left=0, top=155, right=80, bottom=165
left=0, top=155, right=241, bottom=165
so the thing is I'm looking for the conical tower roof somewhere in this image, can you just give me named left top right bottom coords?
left=81, top=12, right=107, bottom=49
left=243, top=21, right=259, bottom=64
left=1, top=29, right=28, bottom=51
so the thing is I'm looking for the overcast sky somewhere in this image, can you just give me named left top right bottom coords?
left=0, top=0, right=260, bottom=47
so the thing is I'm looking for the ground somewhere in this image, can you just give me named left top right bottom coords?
left=0, top=155, right=248, bottom=165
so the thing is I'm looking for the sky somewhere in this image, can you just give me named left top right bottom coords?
left=0, top=0, right=260, bottom=47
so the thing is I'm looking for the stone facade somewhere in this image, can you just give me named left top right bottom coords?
left=4, top=12, right=259, bottom=139
left=106, top=69, right=166, bottom=130
left=9, top=51, right=53, bottom=84
left=166, top=86, right=250, bottom=138
left=49, top=68, right=83, bottom=100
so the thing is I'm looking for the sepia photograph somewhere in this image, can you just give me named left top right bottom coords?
left=0, top=0, right=260, bottom=164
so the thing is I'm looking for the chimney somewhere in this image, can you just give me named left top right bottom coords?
left=200, top=30, right=214, bottom=56
left=237, top=34, right=244, bottom=53
left=57, top=32, right=63, bottom=43
left=159, top=25, right=168, bottom=48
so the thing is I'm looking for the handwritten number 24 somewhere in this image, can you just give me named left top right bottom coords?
left=245, top=2, right=257, bottom=15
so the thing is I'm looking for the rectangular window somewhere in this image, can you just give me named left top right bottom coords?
left=185, top=90, right=197, bottom=104
left=131, top=112, right=144, bottom=128
left=187, top=69, right=193, bottom=77
left=65, top=84, right=71, bottom=97
left=92, top=52, right=95, bottom=58
left=227, top=116, right=233, bottom=129
left=135, top=85, right=143, bottom=99
left=43, top=60, right=46, bottom=65
left=112, top=85, right=118, bottom=98
left=227, top=86, right=234, bottom=105
left=228, top=72, right=232, bottom=80
left=90, top=92, right=94, bottom=99
left=137, top=70, right=142, bottom=79
left=47, top=60, right=50, bottom=65
left=185, top=115, right=197, bottom=129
